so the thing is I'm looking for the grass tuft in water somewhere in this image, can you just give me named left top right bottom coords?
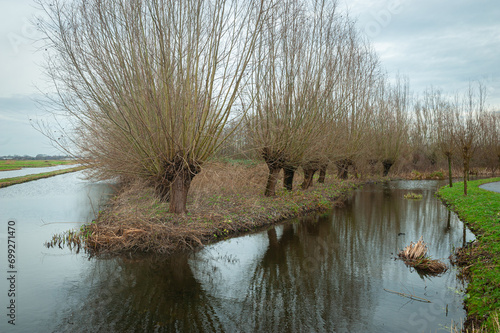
left=404, top=192, right=423, bottom=200
left=398, top=236, right=447, bottom=275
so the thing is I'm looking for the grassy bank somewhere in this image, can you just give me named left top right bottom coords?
left=0, top=166, right=86, bottom=188
left=437, top=178, right=500, bottom=331
left=84, top=161, right=359, bottom=254
left=0, top=159, right=76, bottom=171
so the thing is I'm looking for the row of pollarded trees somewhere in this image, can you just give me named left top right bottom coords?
left=37, top=0, right=498, bottom=215
left=244, top=0, right=415, bottom=196
left=39, top=0, right=398, bottom=211
left=409, top=83, right=498, bottom=195
left=246, top=66, right=498, bottom=198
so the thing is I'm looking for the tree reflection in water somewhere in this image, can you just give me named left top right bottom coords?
left=53, top=180, right=473, bottom=332
left=55, top=254, right=223, bottom=332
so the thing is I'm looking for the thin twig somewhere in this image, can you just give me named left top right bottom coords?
left=383, top=288, right=432, bottom=303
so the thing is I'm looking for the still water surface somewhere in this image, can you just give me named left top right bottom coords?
left=0, top=176, right=473, bottom=332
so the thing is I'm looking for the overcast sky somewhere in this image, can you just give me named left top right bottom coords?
left=0, top=0, right=499, bottom=156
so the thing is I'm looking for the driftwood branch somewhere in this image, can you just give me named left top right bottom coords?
left=383, top=288, right=432, bottom=303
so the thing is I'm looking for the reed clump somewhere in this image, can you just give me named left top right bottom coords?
left=404, top=192, right=423, bottom=200
left=398, top=236, right=448, bottom=274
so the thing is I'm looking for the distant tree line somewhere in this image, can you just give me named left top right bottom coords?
left=222, top=81, right=499, bottom=196
left=0, top=154, right=73, bottom=160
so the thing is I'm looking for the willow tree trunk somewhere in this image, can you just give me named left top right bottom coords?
left=446, top=153, right=453, bottom=188
left=301, top=168, right=317, bottom=190
left=318, top=164, right=328, bottom=183
left=335, top=160, right=349, bottom=180
left=368, top=159, right=378, bottom=175
left=352, top=162, right=359, bottom=179
left=382, top=159, right=394, bottom=177
left=283, top=166, right=297, bottom=191
left=462, top=147, right=471, bottom=196
left=169, top=166, right=198, bottom=214
left=156, top=179, right=171, bottom=202
left=463, top=161, right=468, bottom=196
left=265, top=164, right=282, bottom=197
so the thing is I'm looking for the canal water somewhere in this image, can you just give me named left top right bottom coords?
left=0, top=175, right=473, bottom=332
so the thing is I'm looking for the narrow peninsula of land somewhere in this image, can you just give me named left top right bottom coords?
left=83, top=161, right=360, bottom=255
left=0, top=166, right=86, bottom=188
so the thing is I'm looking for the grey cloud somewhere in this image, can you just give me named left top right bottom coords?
left=350, top=0, right=500, bottom=106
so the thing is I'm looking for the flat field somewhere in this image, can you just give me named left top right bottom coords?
left=0, top=160, right=76, bottom=171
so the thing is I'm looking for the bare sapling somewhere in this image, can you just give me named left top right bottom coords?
left=452, top=82, right=486, bottom=196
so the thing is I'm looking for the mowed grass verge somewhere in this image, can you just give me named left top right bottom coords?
left=437, top=178, right=500, bottom=331
left=0, top=159, right=76, bottom=171
left=0, top=166, right=86, bottom=188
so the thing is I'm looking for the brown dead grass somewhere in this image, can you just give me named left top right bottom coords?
left=84, top=161, right=359, bottom=255
left=450, top=312, right=500, bottom=333
left=398, top=236, right=448, bottom=275
left=449, top=240, right=494, bottom=283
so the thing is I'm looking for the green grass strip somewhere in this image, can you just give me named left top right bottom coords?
left=0, top=166, right=86, bottom=188
left=437, top=177, right=500, bottom=330
left=0, top=160, right=75, bottom=171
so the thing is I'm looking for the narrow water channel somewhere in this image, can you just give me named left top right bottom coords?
left=0, top=177, right=473, bottom=332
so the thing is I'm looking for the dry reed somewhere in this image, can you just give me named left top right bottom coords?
left=398, top=236, right=448, bottom=274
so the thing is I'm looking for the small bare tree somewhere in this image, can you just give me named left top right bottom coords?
left=36, top=0, right=271, bottom=213
left=477, top=111, right=500, bottom=175
left=433, top=93, right=456, bottom=187
left=413, top=87, right=455, bottom=185
left=453, top=82, right=486, bottom=196
left=411, top=89, right=440, bottom=170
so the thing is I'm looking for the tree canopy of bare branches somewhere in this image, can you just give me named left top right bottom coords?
left=37, top=0, right=271, bottom=213
left=245, top=0, right=344, bottom=195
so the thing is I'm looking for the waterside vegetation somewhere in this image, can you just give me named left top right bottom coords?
left=438, top=178, right=500, bottom=331
left=35, top=0, right=499, bottom=216
left=71, top=160, right=359, bottom=254
left=397, top=236, right=447, bottom=274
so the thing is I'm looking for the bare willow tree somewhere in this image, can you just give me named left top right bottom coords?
left=368, top=75, right=410, bottom=176
left=411, top=87, right=455, bottom=184
left=36, top=0, right=271, bottom=213
left=246, top=0, right=340, bottom=195
left=432, top=91, right=456, bottom=187
left=326, top=30, right=380, bottom=180
left=477, top=111, right=500, bottom=175
left=298, top=3, right=356, bottom=189
left=453, top=82, right=486, bottom=196
left=411, top=89, right=438, bottom=169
